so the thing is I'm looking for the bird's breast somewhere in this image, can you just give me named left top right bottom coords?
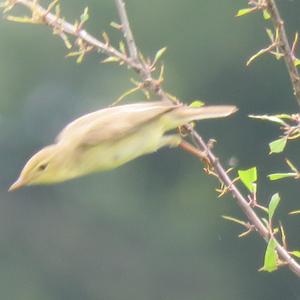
left=73, top=122, right=166, bottom=176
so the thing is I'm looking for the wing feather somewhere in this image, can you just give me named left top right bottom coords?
left=56, top=102, right=177, bottom=147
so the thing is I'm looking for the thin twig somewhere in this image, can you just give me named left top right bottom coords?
left=265, top=0, right=300, bottom=106
left=11, top=0, right=169, bottom=99
left=5, top=0, right=300, bottom=277
left=16, top=0, right=142, bottom=71
left=191, top=131, right=300, bottom=276
left=114, top=0, right=138, bottom=63
left=179, top=140, right=208, bottom=161
left=113, top=0, right=169, bottom=99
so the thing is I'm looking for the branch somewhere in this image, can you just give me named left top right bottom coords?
left=114, top=0, right=138, bottom=63
left=3, top=0, right=300, bottom=277
left=5, top=0, right=168, bottom=99
left=113, top=0, right=172, bottom=100
left=113, top=0, right=163, bottom=95
left=12, top=0, right=144, bottom=71
left=191, top=131, right=300, bottom=276
left=265, top=0, right=300, bottom=106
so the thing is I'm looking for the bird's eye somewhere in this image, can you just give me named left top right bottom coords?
left=37, top=163, right=48, bottom=171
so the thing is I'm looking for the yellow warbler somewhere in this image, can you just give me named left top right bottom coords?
left=9, top=102, right=237, bottom=190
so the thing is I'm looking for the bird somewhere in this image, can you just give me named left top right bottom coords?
left=9, top=101, right=237, bottom=191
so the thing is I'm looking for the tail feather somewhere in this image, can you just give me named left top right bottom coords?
left=167, top=105, right=237, bottom=128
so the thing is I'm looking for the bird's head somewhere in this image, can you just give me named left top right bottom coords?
left=9, top=145, right=63, bottom=191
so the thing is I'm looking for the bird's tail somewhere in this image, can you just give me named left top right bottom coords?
left=164, top=105, right=237, bottom=129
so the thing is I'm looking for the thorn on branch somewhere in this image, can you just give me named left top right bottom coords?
left=279, top=222, right=287, bottom=250
left=222, top=215, right=255, bottom=238
left=238, top=225, right=255, bottom=238
left=216, top=176, right=239, bottom=198
left=110, top=21, right=122, bottom=30
left=247, top=28, right=282, bottom=66
left=0, top=0, right=18, bottom=13
left=45, top=0, right=59, bottom=18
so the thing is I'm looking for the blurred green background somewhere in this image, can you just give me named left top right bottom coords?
left=1, top=0, right=300, bottom=299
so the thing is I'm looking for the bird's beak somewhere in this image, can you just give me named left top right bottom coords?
left=8, top=177, right=26, bottom=192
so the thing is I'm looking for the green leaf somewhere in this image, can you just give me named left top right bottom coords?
left=119, top=41, right=126, bottom=54
left=189, top=100, right=205, bottom=108
left=295, top=58, right=300, bottom=67
left=266, top=28, right=274, bottom=41
left=80, top=7, right=89, bottom=23
left=289, top=210, right=300, bottom=215
left=268, top=172, right=297, bottom=181
left=152, top=47, right=167, bottom=66
left=66, top=51, right=81, bottom=57
left=269, top=137, right=287, bottom=154
left=236, top=8, right=255, bottom=17
left=290, top=251, right=300, bottom=258
left=263, top=10, right=271, bottom=20
left=276, top=114, right=295, bottom=120
left=110, top=21, right=122, bottom=30
left=6, top=15, right=37, bottom=24
left=61, top=35, right=72, bottom=49
left=76, top=53, right=84, bottom=64
left=102, top=56, right=120, bottom=63
left=260, top=238, right=278, bottom=272
left=249, top=114, right=287, bottom=125
left=268, top=193, right=280, bottom=222
left=238, top=167, right=257, bottom=192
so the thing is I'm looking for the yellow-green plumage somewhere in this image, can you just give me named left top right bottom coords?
left=9, top=102, right=237, bottom=190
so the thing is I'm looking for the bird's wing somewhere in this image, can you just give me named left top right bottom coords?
left=56, top=102, right=177, bottom=147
